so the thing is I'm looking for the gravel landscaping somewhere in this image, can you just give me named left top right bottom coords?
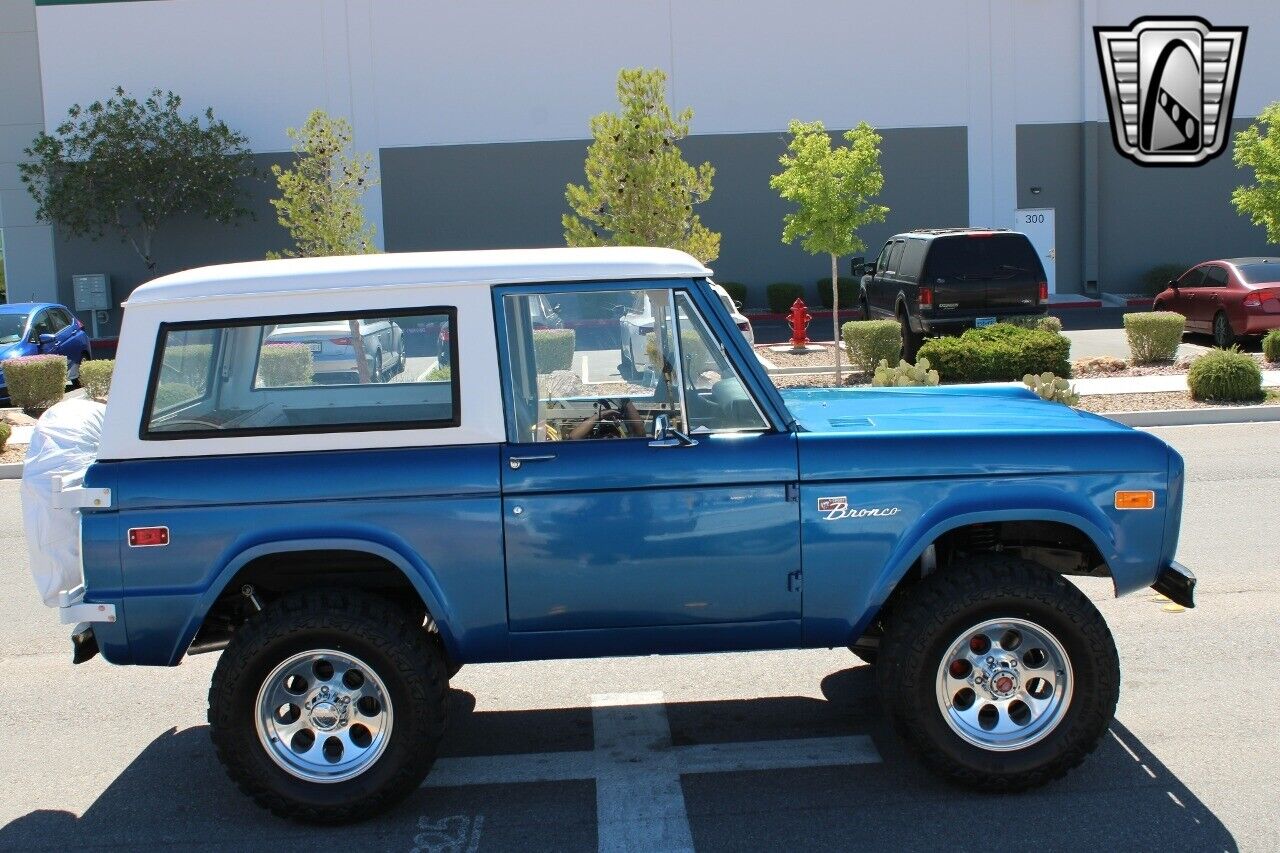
left=0, top=445, right=25, bottom=465
left=1073, top=351, right=1275, bottom=379
left=1076, top=389, right=1280, bottom=414
left=754, top=345, right=843, bottom=369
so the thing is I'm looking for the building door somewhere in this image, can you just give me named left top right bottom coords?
left=1016, top=208, right=1056, bottom=294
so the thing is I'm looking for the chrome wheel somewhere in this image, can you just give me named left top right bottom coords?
left=936, top=618, right=1072, bottom=752
left=1213, top=312, right=1234, bottom=349
left=255, top=649, right=394, bottom=783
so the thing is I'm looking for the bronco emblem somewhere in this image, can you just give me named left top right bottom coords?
left=817, top=497, right=902, bottom=521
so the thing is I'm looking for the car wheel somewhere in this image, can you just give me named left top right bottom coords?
left=372, top=349, right=387, bottom=383
left=396, top=340, right=407, bottom=376
left=208, top=589, right=446, bottom=823
left=69, top=352, right=87, bottom=386
left=899, top=311, right=921, bottom=361
left=859, top=295, right=871, bottom=321
left=877, top=554, right=1119, bottom=792
left=1213, top=312, right=1236, bottom=349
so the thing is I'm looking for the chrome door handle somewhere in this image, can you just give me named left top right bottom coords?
left=509, top=454, right=556, bottom=469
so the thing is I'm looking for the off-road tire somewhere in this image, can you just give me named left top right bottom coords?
left=209, top=589, right=446, bottom=823
left=877, top=555, right=1119, bottom=792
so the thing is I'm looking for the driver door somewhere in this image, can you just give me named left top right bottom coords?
left=496, top=282, right=801, bottom=653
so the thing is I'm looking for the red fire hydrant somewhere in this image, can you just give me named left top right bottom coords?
left=788, top=298, right=812, bottom=350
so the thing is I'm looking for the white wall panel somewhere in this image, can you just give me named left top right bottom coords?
left=370, top=0, right=671, bottom=146
left=671, top=0, right=970, bottom=132
left=37, top=0, right=329, bottom=151
left=1012, top=0, right=1083, bottom=124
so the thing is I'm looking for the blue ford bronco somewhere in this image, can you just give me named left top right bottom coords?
left=23, top=247, right=1193, bottom=823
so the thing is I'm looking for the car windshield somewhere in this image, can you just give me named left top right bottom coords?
left=1236, top=263, right=1280, bottom=285
left=0, top=314, right=27, bottom=345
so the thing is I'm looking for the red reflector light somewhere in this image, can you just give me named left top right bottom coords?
left=737, top=320, right=751, bottom=331
left=1038, top=281, right=1049, bottom=301
left=919, top=287, right=933, bottom=307
left=328, top=337, right=351, bottom=346
left=128, top=526, right=169, bottom=547
left=967, top=231, right=996, bottom=238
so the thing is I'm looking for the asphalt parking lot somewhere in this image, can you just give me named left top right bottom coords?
left=0, top=422, right=1276, bottom=852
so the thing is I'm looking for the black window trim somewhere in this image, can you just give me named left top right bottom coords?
left=139, top=305, right=461, bottom=441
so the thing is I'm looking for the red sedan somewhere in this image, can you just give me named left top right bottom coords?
left=1154, top=257, right=1280, bottom=348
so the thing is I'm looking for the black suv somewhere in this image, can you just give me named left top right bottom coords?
left=854, top=228, right=1049, bottom=358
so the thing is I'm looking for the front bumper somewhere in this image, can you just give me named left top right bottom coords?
left=1152, top=560, right=1195, bottom=608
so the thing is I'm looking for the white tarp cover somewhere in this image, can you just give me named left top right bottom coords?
left=21, top=399, right=106, bottom=607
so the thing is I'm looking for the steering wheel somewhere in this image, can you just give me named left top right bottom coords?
left=590, top=399, right=629, bottom=439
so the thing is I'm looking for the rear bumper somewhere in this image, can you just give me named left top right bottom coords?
left=1241, top=313, right=1280, bottom=336
left=1152, top=560, right=1195, bottom=608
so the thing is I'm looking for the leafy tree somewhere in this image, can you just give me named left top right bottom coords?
left=269, top=109, right=380, bottom=381
left=269, top=109, right=379, bottom=259
left=771, top=120, right=888, bottom=383
left=1233, top=101, right=1280, bottom=243
left=564, top=68, right=720, bottom=264
left=19, top=87, right=253, bottom=271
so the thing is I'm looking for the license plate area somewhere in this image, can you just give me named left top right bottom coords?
left=307, top=342, right=323, bottom=353
left=975, top=316, right=997, bottom=328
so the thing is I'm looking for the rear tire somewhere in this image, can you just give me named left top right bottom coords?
left=877, top=554, right=1119, bottom=792
left=209, top=589, right=446, bottom=823
left=899, top=311, right=921, bottom=361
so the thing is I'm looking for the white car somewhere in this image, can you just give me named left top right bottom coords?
left=618, top=281, right=753, bottom=381
left=266, top=318, right=405, bottom=382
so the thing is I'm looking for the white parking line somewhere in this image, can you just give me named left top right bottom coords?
left=426, top=691, right=882, bottom=852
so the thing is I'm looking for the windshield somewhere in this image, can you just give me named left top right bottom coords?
left=1236, top=263, right=1280, bottom=285
left=0, top=314, right=28, bottom=345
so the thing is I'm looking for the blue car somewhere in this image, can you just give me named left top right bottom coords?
left=0, top=302, right=93, bottom=396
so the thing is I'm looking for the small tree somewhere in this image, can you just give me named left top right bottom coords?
left=771, top=120, right=888, bottom=383
left=19, top=87, right=253, bottom=271
left=1232, top=101, right=1280, bottom=242
left=564, top=68, right=720, bottom=264
left=269, top=109, right=380, bottom=380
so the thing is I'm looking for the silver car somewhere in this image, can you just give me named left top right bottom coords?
left=265, top=319, right=406, bottom=383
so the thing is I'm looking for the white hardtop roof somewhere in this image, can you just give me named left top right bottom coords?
left=125, top=247, right=712, bottom=306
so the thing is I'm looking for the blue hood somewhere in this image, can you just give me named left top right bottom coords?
left=779, top=385, right=1128, bottom=436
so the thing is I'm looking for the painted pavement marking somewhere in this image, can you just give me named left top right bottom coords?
left=425, top=691, right=882, bottom=852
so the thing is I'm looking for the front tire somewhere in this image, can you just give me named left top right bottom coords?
left=208, top=589, right=446, bottom=823
left=877, top=555, right=1119, bottom=792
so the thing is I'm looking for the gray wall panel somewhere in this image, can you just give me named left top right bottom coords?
left=1017, top=123, right=1084, bottom=294
left=1096, top=118, right=1276, bottom=293
left=381, top=126, right=969, bottom=309
left=50, top=153, right=289, bottom=335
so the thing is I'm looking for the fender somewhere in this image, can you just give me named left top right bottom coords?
left=848, top=490, right=1123, bottom=642
left=172, top=534, right=461, bottom=665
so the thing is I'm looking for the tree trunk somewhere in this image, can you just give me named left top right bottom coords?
left=349, top=319, right=373, bottom=383
left=831, top=252, right=842, bottom=385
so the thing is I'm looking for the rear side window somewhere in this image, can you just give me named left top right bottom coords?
left=924, top=234, right=1044, bottom=281
left=1202, top=265, right=1228, bottom=287
left=898, top=239, right=928, bottom=282
left=142, top=308, right=458, bottom=438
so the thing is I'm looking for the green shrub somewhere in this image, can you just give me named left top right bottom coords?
left=419, top=365, right=451, bottom=381
left=1124, top=311, right=1185, bottom=363
left=1141, top=263, right=1189, bottom=295
left=1263, top=329, right=1280, bottom=363
left=161, top=343, right=213, bottom=388
left=257, top=343, right=314, bottom=387
left=153, top=382, right=198, bottom=410
left=1003, top=314, right=1063, bottom=334
left=0, top=421, right=10, bottom=452
left=79, top=359, right=114, bottom=401
left=1023, top=372, right=1080, bottom=405
left=2, top=355, right=67, bottom=413
left=533, top=328, right=576, bottom=372
left=766, top=282, right=805, bottom=314
left=1187, top=347, right=1263, bottom=402
left=816, top=276, right=858, bottom=310
left=842, top=319, right=901, bottom=375
left=917, top=324, right=1070, bottom=383
left=718, top=281, right=748, bottom=308
left=872, top=357, right=939, bottom=387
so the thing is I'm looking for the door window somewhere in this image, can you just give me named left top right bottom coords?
left=1177, top=267, right=1206, bottom=288
left=1202, top=265, right=1228, bottom=287
left=503, top=287, right=684, bottom=442
left=874, top=242, right=893, bottom=274
left=885, top=240, right=906, bottom=274
left=30, top=311, right=54, bottom=338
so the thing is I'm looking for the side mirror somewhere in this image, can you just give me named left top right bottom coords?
left=649, top=412, right=698, bottom=449
left=652, top=413, right=671, bottom=441
left=850, top=256, right=865, bottom=277
left=1168, top=279, right=1179, bottom=290
left=37, top=333, right=56, bottom=348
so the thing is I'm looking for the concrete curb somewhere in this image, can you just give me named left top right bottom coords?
left=0, top=462, right=23, bottom=480
left=1105, top=405, right=1280, bottom=428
